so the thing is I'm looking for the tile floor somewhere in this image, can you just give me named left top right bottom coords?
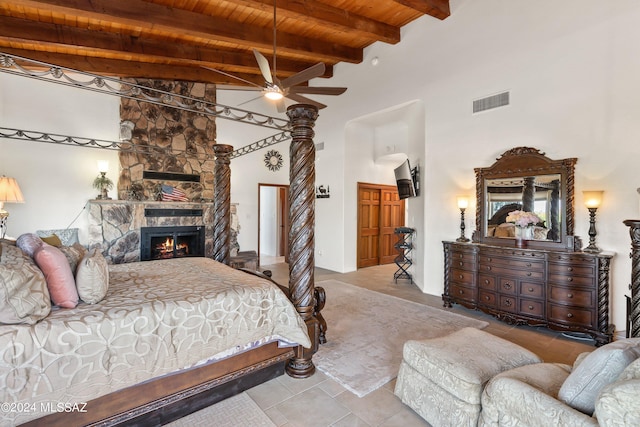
left=225, top=262, right=608, bottom=426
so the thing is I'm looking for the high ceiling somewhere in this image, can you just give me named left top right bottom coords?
left=0, top=0, right=450, bottom=87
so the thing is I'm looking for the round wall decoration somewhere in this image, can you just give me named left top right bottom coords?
left=264, top=149, right=283, bottom=171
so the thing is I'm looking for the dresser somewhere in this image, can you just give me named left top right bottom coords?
left=443, top=241, right=614, bottom=345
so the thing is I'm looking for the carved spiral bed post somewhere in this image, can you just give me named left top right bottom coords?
left=624, top=220, right=640, bottom=337
left=285, top=104, right=323, bottom=378
left=212, top=144, right=233, bottom=265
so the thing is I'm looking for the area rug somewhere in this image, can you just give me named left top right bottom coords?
left=314, top=280, right=489, bottom=397
left=166, top=392, right=275, bottom=427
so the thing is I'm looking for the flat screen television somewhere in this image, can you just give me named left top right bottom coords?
left=394, top=159, right=418, bottom=200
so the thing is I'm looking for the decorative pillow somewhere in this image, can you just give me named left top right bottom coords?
left=75, top=249, right=109, bottom=304
left=494, top=223, right=515, bottom=238
left=558, top=338, right=640, bottom=415
left=16, top=233, right=44, bottom=257
left=0, top=242, right=51, bottom=324
left=58, top=243, right=87, bottom=274
left=40, top=234, right=63, bottom=247
left=33, top=243, right=78, bottom=308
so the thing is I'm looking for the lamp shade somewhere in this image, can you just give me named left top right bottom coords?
left=583, top=191, right=603, bottom=208
left=0, top=176, right=25, bottom=203
left=97, top=160, right=109, bottom=173
left=457, top=196, right=469, bottom=209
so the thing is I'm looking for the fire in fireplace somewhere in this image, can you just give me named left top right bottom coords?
left=140, top=226, right=205, bottom=261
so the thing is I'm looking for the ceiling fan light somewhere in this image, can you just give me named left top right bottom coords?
left=264, top=90, right=284, bottom=100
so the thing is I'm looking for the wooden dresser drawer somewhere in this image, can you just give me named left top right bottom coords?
left=519, top=298, right=544, bottom=318
left=450, top=268, right=474, bottom=285
left=451, top=258, right=476, bottom=271
left=499, top=278, right=517, bottom=295
left=549, top=286, right=594, bottom=307
left=478, top=290, right=497, bottom=306
left=499, top=295, right=517, bottom=313
left=548, top=273, right=594, bottom=287
left=548, top=263, right=595, bottom=277
left=480, top=264, right=544, bottom=280
left=478, top=274, right=496, bottom=291
left=479, top=256, right=544, bottom=271
left=519, top=281, right=544, bottom=299
left=450, top=284, right=476, bottom=303
left=549, top=304, right=593, bottom=327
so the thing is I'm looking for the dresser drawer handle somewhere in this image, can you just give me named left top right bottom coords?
left=567, top=277, right=573, bottom=282
left=486, top=266, right=492, bottom=271
left=567, top=313, right=574, bottom=318
left=568, top=267, right=573, bottom=272
left=458, top=253, right=464, bottom=258
left=459, top=261, right=464, bottom=266
left=528, top=305, right=534, bottom=310
left=526, top=263, right=531, bottom=267
left=485, top=295, right=490, bottom=301
left=528, top=287, right=534, bottom=292
left=459, top=274, right=464, bottom=280
left=527, top=272, right=532, bottom=277
left=503, top=282, right=512, bottom=290
left=504, top=299, right=512, bottom=307
left=567, top=293, right=573, bottom=298
left=459, top=290, right=464, bottom=295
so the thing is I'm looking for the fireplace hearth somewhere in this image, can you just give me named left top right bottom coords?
left=140, top=226, right=205, bottom=261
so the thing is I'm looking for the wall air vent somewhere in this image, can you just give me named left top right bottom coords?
left=473, top=91, right=510, bottom=114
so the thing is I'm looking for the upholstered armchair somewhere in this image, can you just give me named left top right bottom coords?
left=479, top=338, right=640, bottom=427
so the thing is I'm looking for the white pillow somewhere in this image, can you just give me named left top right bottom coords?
left=75, top=249, right=109, bottom=304
left=558, top=338, right=640, bottom=415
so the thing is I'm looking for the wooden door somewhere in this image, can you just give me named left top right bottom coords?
left=357, top=183, right=405, bottom=268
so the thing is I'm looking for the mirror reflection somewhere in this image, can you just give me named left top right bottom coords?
left=484, top=174, right=562, bottom=242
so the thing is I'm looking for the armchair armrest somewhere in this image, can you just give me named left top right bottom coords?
left=480, top=363, right=598, bottom=427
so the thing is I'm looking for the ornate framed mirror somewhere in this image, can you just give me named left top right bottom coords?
left=473, top=147, right=578, bottom=250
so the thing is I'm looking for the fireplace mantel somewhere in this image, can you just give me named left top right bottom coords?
left=88, top=199, right=214, bottom=264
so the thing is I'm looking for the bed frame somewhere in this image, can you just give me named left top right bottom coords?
left=21, top=104, right=325, bottom=426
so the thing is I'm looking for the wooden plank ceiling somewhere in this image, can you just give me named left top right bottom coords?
left=0, top=0, right=449, bottom=86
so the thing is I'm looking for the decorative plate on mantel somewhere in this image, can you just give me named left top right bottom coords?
left=264, top=149, right=283, bottom=171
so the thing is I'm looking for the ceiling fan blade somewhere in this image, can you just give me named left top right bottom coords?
left=216, top=84, right=263, bottom=92
left=289, top=86, right=347, bottom=96
left=253, top=49, right=273, bottom=84
left=237, top=94, right=265, bottom=107
left=286, top=92, right=327, bottom=110
left=280, top=63, right=325, bottom=89
left=201, top=66, right=264, bottom=89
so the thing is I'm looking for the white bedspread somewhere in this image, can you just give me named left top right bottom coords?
left=0, top=257, right=310, bottom=425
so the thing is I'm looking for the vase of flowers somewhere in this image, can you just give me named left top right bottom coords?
left=506, top=210, right=541, bottom=248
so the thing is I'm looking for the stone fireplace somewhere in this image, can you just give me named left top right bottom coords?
left=88, top=200, right=214, bottom=264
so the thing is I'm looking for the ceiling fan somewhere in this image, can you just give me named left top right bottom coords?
left=202, top=1, right=346, bottom=113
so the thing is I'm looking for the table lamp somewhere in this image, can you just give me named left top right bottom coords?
left=0, top=176, right=25, bottom=239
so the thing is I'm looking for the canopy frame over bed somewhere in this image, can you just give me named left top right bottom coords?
left=0, top=52, right=325, bottom=425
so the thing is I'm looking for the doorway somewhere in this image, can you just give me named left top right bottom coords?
left=357, top=182, right=405, bottom=268
left=258, top=183, right=289, bottom=265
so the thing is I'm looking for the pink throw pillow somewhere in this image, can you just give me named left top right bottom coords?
left=33, top=243, right=79, bottom=308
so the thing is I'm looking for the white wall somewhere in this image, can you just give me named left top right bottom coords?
left=0, top=73, right=120, bottom=244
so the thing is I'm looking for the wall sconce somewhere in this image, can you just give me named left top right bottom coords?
left=93, top=160, right=114, bottom=200
left=583, top=190, right=603, bottom=253
left=0, top=176, right=25, bottom=239
left=456, top=195, right=470, bottom=242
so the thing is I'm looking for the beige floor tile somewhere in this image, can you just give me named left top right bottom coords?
left=379, top=407, right=431, bottom=427
left=246, top=376, right=295, bottom=410
left=277, top=369, right=329, bottom=395
left=334, top=387, right=407, bottom=427
left=273, top=387, right=351, bottom=427
left=330, top=413, right=372, bottom=427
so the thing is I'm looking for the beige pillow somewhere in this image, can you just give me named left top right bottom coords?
left=58, top=243, right=87, bottom=274
left=75, top=249, right=109, bottom=304
left=494, top=223, right=515, bottom=238
left=0, top=242, right=51, bottom=324
left=558, top=338, right=640, bottom=415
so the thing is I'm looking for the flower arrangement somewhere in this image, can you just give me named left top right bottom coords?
left=506, top=210, right=541, bottom=228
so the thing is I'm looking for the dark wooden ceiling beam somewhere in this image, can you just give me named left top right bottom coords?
left=231, top=0, right=401, bottom=44
left=0, top=15, right=333, bottom=78
left=391, top=0, right=450, bottom=19
left=0, top=47, right=269, bottom=85
left=11, top=0, right=363, bottom=64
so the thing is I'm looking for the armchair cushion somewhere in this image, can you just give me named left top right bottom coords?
left=558, top=338, right=640, bottom=415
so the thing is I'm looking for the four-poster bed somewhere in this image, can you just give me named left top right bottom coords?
left=0, top=53, right=326, bottom=426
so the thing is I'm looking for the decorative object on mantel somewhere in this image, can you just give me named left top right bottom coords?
left=456, top=195, right=470, bottom=242
left=315, top=185, right=330, bottom=199
left=264, top=149, right=283, bottom=171
left=583, top=191, right=604, bottom=253
left=93, top=160, right=113, bottom=200
left=0, top=176, right=25, bottom=239
left=161, top=184, right=189, bottom=202
left=506, top=210, right=541, bottom=249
